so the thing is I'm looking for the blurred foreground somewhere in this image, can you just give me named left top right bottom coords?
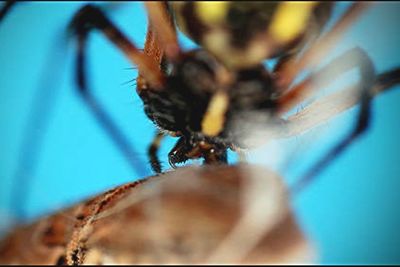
left=0, top=164, right=314, bottom=264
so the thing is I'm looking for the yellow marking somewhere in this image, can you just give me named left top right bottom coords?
left=195, top=1, right=229, bottom=25
left=269, top=1, right=318, bottom=43
left=202, top=91, right=229, bottom=137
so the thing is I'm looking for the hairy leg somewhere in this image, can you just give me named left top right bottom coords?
left=68, top=5, right=166, bottom=178
left=148, top=131, right=165, bottom=174
left=284, top=47, right=378, bottom=194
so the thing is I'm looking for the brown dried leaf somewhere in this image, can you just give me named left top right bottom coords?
left=0, top=164, right=314, bottom=265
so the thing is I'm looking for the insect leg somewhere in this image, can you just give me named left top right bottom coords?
left=373, top=67, right=400, bottom=94
left=137, top=3, right=176, bottom=91
left=0, top=0, right=17, bottom=22
left=285, top=47, right=378, bottom=194
left=278, top=2, right=372, bottom=89
left=69, top=5, right=165, bottom=89
left=168, top=137, right=189, bottom=169
left=275, top=67, right=400, bottom=139
left=8, top=34, right=69, bottom=222
left=277, top=47, right=375, bottom=114
left=148, top=131, right=165, bottom=174
left=144, top=2, right=180, bottom=61
left=68, top=5, right=164, bottom=178
left=273, top=2, right=335, bottom=82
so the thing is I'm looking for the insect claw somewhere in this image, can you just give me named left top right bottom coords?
left=169, top=157, right=177, bottom=169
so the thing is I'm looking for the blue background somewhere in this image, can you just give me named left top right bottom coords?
left=0, top=2, right=399, bottom=264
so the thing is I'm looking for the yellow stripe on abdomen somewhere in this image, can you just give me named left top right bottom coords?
left=269, top=1, right=318, bottom=43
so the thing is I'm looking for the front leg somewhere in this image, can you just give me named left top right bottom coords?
left=168, top=137, right=228, bottom=169
left=68, top=4, right=169, bottom=178
left=168, top=137, right=190, bottom=169
left=148, top=130, right=165, bottom=174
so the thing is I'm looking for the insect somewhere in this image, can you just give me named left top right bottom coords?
left=1, top=0, right=400, bottom=228
left=66, top=1, right=400, bottom=191
left=1, top=1, right=400, bottom=264
left=65, top=2, right=398, bottom=177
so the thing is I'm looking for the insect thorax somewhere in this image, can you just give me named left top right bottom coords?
left=138, top=49, right=278, bottom=149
